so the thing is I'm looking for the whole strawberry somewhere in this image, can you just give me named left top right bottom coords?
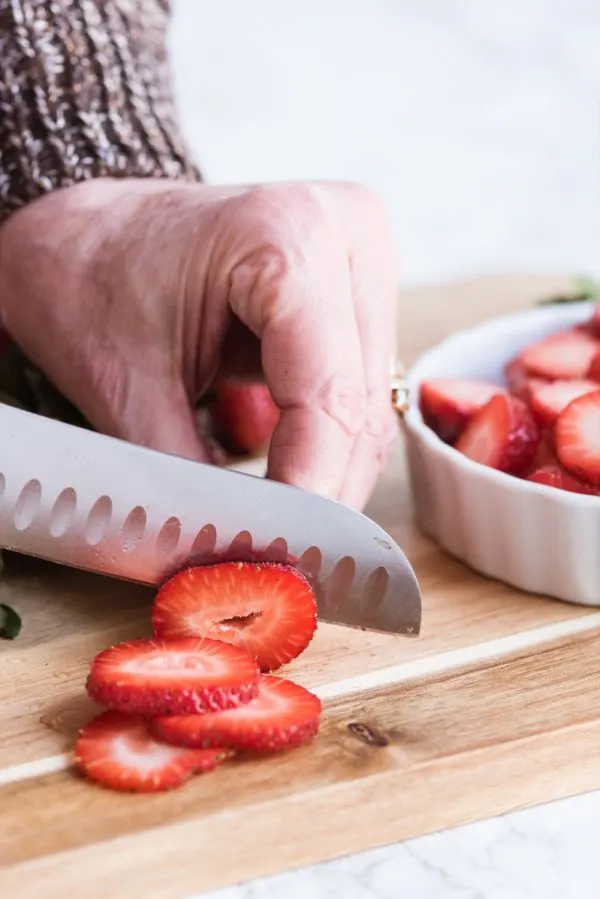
left=210, top=379, right=280, bottom=456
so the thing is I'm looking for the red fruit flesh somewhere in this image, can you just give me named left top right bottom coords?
left=588, top=304, right=600, bottom=338
left=153, top=562, right=317, bottom=672
left=555, top=389, right=600, bottom=485
left=151, top=675, right=322, bottom=753
left=527, top=465, right=600, bottom=495
left=86, top=637, right=260, bottom=715
left=529, top=428, right=558, bottom=471
left=210, top=380, right=280, bottom=455
left=504, top=358, right=548, bottom=403
left=455, top=394, right=540, bottom=475
left=519, top=330, right=599, bottom=380
left=74, top=710, right=231, bottom=792
left=529, top=379, right=599, bottom=426
left=586, top=348, right=600, bottom=381
left=419, top=379, right=504, bottom=443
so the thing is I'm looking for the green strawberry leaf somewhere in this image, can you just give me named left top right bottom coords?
left=574, top=275, right=600, bottom=298
left=0, top=602, right=21, bottom=640
left=537, top=275, right=600, bottom=306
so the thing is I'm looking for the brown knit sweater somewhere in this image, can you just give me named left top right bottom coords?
left=0, top=0, right=199, bottom=417
left=0, top=0, right=199, bottom=221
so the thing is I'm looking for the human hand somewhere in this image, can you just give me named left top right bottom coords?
left=0, top=178, right=399, bottom=510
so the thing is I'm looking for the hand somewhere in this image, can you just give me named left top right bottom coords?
left=0, top=178, right=399, bottom=510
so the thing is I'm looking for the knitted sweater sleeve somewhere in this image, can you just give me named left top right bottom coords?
left=0, top=0, right=199, bottom=418
left=0, top=0, right=199, bottom=222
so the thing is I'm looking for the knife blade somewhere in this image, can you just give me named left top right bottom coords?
left=0, top=403, right=421, bottom=635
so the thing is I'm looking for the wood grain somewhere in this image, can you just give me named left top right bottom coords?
left=3, top=625, right=600, bottom=897
left=1, top=273, right=596, bottom=898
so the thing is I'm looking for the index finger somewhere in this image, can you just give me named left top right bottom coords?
left=227, top=187, right=366, bottom=500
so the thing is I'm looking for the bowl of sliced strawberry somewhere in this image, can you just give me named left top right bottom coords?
left=403, top=298, right=600, bottom=605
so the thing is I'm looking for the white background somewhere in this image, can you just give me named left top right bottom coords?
left=170, top=0, right=600, bottom=286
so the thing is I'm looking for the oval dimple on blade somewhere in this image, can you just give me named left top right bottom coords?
left=321, top=555, right=356, bottom=616
left=263, top=537, right=288, bottom=562
left=297, top=545, right=323, bottom=580
left=156, top=516, right=182, bottom=555
left=86, top=495, right=113, bottom=546
left=14, top=478, right=42, bottom=531
left=226, top=530, right=254, bottom=561
left=190, top=523, right=217, bottom=563
left=356, top=562, right=421, bottom=636
left=50, top=487, right=77, bottom=538
left=359, top=566, right=389, bottom=614
left=121, top=505, right=147, bottom=552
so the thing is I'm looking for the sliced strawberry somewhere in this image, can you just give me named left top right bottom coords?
left=74, top=710, right=231, bottom=792
left=586, top=348, right=600, bottom=381
left=152, top=562, right=317, bottom=672
left=210, top=379, right=280, bottom=455
left=419, top=379, right=504, bottom=443
left=556, top=389, right=600, bottom=485
left=504, top=358, right=548, bottom=403
left=530, top=428, right=558, bottom=471
left=519, top=329, right=599, bottom=381
left=455, top=394, right=540, bottom=475
left=86, top=637, right=260, bottom=715
left=529, top=379, right=599, bottom=427
left=150, top=675, right=321, bottom=753
left=526, top=465, right=600, bottom=495
left=588, top=303, right=600, bottom=338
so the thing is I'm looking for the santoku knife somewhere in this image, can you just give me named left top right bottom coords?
left=0, top=403, right=421, bottom=636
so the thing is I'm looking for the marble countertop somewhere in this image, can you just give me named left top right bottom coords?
left=202, top=790, right=599, bottom=899
left=169, top=1, right=600, bottom=895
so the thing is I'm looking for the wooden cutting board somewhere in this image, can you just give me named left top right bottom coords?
left=3, top=273, right=600, bottom=899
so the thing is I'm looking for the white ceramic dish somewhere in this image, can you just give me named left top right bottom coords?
left=403, top=300, right=600, bottom=606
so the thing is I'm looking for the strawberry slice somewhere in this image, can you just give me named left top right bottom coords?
left=504, top=359, right=548, bottom=403
left=152, top=562, right=318, bottom=672
left=75, top=710, right=231, bottom=792
left=455, top=394, right=540, bottom=475
left=419, top=379, right=504, bottom=443
left=588, top=303, right=600, bottom=338
left=586, top=348, right=600, bottom=381
left=519, top=329, right=599, bottom=380
left=150, top=675, right=321, bottom=753
left=86, top=637, right=260, bottom=715
left=526, top=465, right=600, bottom=495
left=529, top=379, right=599, bottom=426
left=555, top=389, right=600, bottom=485
left=529, top=427, right=558, bottom=471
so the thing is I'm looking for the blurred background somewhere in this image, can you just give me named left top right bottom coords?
left=169, top=0, right=599, bottom=287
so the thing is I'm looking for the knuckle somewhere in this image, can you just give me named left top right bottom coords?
left=363, top=397, right=399, bottom=470
left=230, top=184, right=334, bottom=323
left=318, top=373, right=367, bottom=438
left=341, top=180, right=386, bottom=216
left=363, top=391, right=394, bottom=440
left=242, top=183, right=330, bottom=246
left=228, top=240, right=294, bottom=325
